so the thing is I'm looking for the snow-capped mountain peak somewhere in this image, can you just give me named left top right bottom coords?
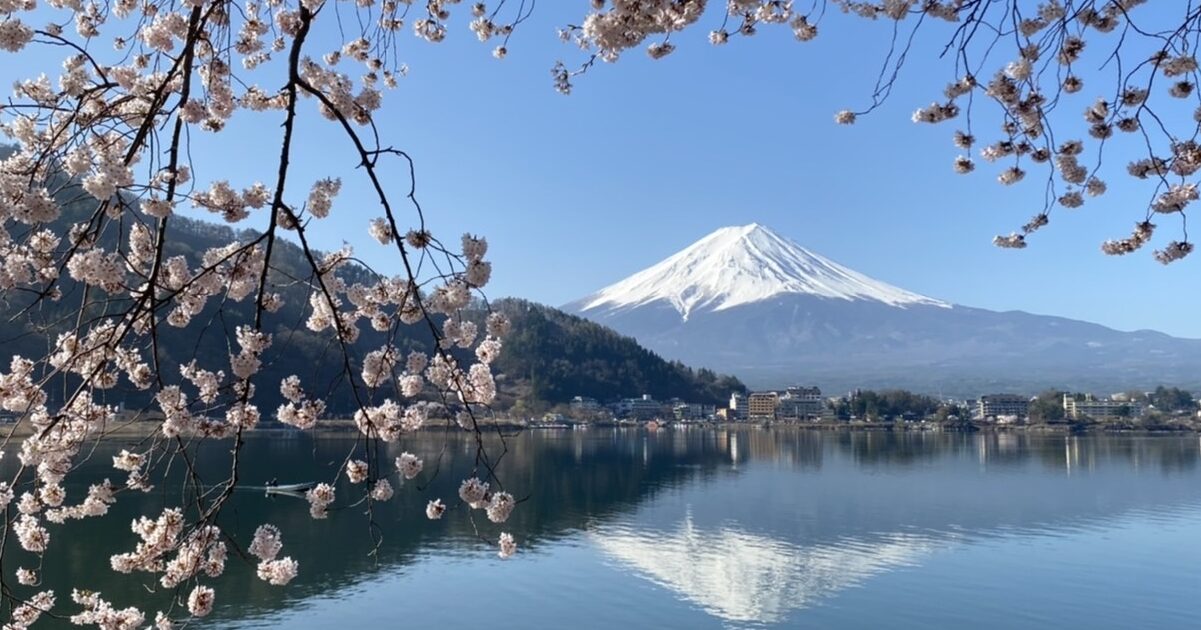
left=576, top=224, right=949, bottom=319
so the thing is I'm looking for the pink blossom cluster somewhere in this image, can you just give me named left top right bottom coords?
left=346, top=459, right=370, bottom=484
left=821, top=0, right=1194, bottom=261
left=276, top=375, right=326, bottom=429
left=396, top=452, right=424, bottom=480
left=305, top=483, right=336, bottom=519
left=353, top=399, right=430, bottom=442
left=250, top=524, right=299, bottom=586
left=109, top=509, right=226, bottom=590
left=70, top=590, right=146, bottom=628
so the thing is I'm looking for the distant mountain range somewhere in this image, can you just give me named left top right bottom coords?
left=565, top=224, right=1201, bottom=396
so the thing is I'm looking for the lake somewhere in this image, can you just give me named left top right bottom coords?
left=10, top=428, right=1201, bottom=628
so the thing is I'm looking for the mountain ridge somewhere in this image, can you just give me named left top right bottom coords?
left=565, top=224, right=1201, bottom=395
left=574, top=224, right=948, bottom=321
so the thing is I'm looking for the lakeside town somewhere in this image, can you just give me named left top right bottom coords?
left=545, top=385, right=1201, bottom=431
left=6, top=384, right=1197, bottom=437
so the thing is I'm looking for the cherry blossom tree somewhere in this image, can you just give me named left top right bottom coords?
left=553, top=0, right=1192, bottom=262
left=0, top=0, right=1194, bottom=626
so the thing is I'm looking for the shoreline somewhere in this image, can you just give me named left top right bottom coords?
left=2, top=418, right=1198, bottom=439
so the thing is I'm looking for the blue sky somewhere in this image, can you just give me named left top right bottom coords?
left=9, top=4, right=1200, bottom=337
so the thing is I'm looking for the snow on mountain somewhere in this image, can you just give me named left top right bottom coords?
left=565, top=224, right=1201, bottom=394
left=578, top=223, right=948, bottom=320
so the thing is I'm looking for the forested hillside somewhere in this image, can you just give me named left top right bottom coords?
left=492, top=299, right=744, bottom=406
left=0, top=161, right=741, bottom=414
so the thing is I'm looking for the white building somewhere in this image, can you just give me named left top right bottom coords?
left=779, top=386, right=824, bottom=421
left=729, top=392, right=749, bottom=421
left=673, top=403, right=716, bottom=421
left=615, top=395, right=663, bottom=420
left=570, top=396, right=601, bottom=412
left=977, top=394, right=1029, bottom=420
left=1062, top=394, right=1143, bottom=420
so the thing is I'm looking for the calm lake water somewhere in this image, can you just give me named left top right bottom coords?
left=11, top=428, right=1201, bottom=628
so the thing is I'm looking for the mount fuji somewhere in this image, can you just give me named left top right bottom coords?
left=564, top=224, right=1201, bottom=394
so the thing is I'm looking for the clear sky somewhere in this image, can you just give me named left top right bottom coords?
left=9, top=4, right=1200, bottom=338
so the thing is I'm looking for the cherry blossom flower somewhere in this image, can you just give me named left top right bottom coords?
left=187, top=586, right=215, bottom=617
left=459, top=477, right=489, bottom=508
left=396, top=452, right=423, bottom=479
left=249, top=525, right=284, bottom=562
left=498, top=532, right=517, bottom=559
left=371, top=479, right=395, bottom=502
left=305, top=484, right=336, bottom=519
left=486, top=491, right=516, bottom=523
left=346, top=460, right=370, bottom=484
left=257, top=558, right=299, bottom=586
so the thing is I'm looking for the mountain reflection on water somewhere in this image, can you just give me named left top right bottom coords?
left=593, top=517, right=937, bottom=624
left=8, top=429, right=1201, bottom=628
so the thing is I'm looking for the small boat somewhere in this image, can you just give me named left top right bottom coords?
left=234, top=481, right=316, bottom=495
left=265, top=482, right=316, bottom=495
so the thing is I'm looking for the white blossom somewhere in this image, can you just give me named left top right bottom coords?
left=187, top=586, right=215, bottom=617
left=305, top=483, right=336, bottom=519
left=459, top=477, right=489, bottom=508
left=396, top=452, right=423, bottom=479
left=370, top=478, right=394, bottom=501
left=486, top=491, right=515, bottom=523
left=498, top=532, right=516, bottom=559
left=249, top=525, right=283, bottom=562
left=257, top=558, right=299, bottom=585
left=346, top=459, right=369, bottom=484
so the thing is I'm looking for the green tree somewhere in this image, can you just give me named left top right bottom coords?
left=1028, top=390, right=1066, bottom=424
left=487, top=299, right=745, bottom=407
left=1148, top=386, right=1197, bottom=413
